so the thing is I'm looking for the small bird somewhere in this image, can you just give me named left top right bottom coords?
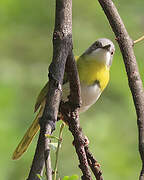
left=12, top=38, right=115, bottom=160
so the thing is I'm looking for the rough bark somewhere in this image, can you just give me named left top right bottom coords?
left=98, top=0, right=144, bottom=179
left=27, top=0, right=73, bottom=179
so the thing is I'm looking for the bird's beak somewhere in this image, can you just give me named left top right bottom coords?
left=102, top=44, right=111, bottom=51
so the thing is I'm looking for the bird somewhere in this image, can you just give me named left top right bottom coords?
left=12, top=38, right=115, bottom=160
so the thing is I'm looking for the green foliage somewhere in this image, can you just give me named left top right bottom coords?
left=62, top=175, right=79, bottom=180
left=0, top=0, right=143, bottom=180
left=37, top=174, right=45, bottom=180
left=36, top=174, right=79, bottom=180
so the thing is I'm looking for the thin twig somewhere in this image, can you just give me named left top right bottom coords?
left=134, top=35, right=144, bottom=44
left=98, top=0, right=144, bottom=179
left=43, top=125, right=53, bottom=180
left=46, top=151, right=52, bottom=180
left=53, top=123, right=65, bottom=180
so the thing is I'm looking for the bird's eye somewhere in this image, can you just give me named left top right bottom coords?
left=111, top=51, right=114, bottom=55
left=95, top=41, right=102, bottom=47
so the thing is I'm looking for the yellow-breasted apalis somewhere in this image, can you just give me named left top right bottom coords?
left=12, top=38, right=115, bottom=160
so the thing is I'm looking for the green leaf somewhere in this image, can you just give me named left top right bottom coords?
left=69, top=175, right=79, bottom=180
left=62, top=175, right=79, bottom=180
left=62, top=176, right=69, bottom=180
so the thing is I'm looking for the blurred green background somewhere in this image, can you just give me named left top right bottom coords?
left=0, top=0, right=144, bottom=179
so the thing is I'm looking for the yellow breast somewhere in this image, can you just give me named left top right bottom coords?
left=77, top=57, right=110, bottom=91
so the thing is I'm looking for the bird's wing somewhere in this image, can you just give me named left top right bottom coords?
left=34, top=82, right=49, bottom=112
left=12, top=56, right=79, bottom=160
left=12, top=72, right=69, bottom=160
left=34, top=56, right=79, bottom=112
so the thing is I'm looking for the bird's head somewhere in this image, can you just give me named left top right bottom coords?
left=82, top=38, right=115, bottom=67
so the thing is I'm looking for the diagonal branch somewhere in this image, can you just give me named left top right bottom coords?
left=27, top=0, right=73, bottom=179
left=85, top=145, right=103, bottom=180
left=27, top=130, right=46, bottom=180
left=60, top=53, right=92, bottom=180
left=98, top=0, right=144, bottom=179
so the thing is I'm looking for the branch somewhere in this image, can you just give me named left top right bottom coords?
left=134, top=35, right=144, bottom=44
left=27, top=0, right=73, bottom=179
left=98, top=0, right=144, bottom=179
left=53, top=123, right=65, bottom=180
left=60, top=53, right=92, bottom=180
left=27, top=131, right=45, bottom=180
left=85, top=146, right=103, bottom=180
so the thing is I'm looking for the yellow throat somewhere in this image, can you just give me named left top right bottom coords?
left=77, top=56, right=110, bottom=91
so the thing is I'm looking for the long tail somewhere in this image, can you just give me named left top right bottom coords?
left=12, top=100, right=45, bottom=160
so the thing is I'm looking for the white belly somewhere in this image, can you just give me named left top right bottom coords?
left=62, top=82, right=101, bottom=113
left=80, top=82, right=101, bottom=112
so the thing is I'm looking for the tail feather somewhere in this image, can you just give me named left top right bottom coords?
left=12, top=100, right=45, bottom=160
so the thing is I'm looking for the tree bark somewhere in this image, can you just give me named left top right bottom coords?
left=27, top=0, right=73, bottom=179
left=98, top=0, right=144, bottom=179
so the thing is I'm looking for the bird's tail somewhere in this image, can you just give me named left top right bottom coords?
left=12, top=100, right=45, bottom=160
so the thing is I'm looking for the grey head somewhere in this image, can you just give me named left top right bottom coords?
left=82, top=38, right=115, bottom=67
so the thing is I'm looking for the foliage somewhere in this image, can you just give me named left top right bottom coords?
left=36, top=174, right=79, bottom=180
left=62, top=175, right=79, bottom=180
